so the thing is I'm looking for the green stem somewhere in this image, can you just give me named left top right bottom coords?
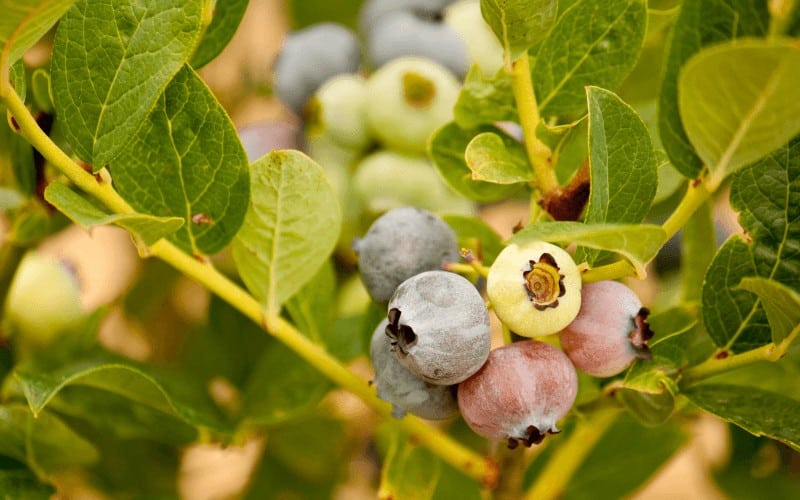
left=662, top=180, right=712, bottom=241
left=580, top=260, right=635, bottom=283
left=524, top=407, right=620, bottom=500
left=2, top=86, right=498, bottom=488
left=510, top=55, right=558, bottom=195
left=680, top=323, right=800, bottom=388
left=2, top=88, right=134, bottom=215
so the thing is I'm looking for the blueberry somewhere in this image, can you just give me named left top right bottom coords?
left=458, top=340, right=578, bottom=448
left=386, top=270, right=491, bottom=385
left=272, top=23, right=361, bottom=114
left=353, top=207, right=460, bottom=303
left=487, top=241, right=582, bottom=337
left=365, top=11, right=469, bottom=76
left=304, top=74, right=371, bottom=151
left=359, top=0, right=459, bottom=35
left=443, top=0, right=505, bottom=76
left=4, top=251, right=86, bottom=347
left=559, top=280, right=654, bottom=377
left=370, top=319, right=459, bottom=420
left=237, top=121, right=301, bottom=163
left=364, top=57, right=460, bottom=154
left=352, top=150, right=473, bottom=215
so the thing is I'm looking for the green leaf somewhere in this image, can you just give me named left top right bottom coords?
left=480, top=0, right=558, bottom=60
left=454, top=65, right=517, bottom=129
left=680, top=200, right=716, bottom=303
left=556, top=413, right=688, bottom=499
left=284, top=260, right=337, bottom=351
left=232, top=150, right=341, bottom=314
left=465, top=131, right=533, bottom=184
left=0, top=469, right=54, bottom=499
left=658, top=0, right=769, bottom=178
left=703, top=236, right=770, bottom=350
left=584, top=87, right=657, bottom=224
left=112, top=64, right=250, bottom=255
left=442, top=214, right=505, bottom=265
left=579, top=87, right=657, bottom=265
left=46, top=387, right=197, bottom=445
left=245, top=416, right=347, bottom=499
left=179, top=294, right=268, bottom=389
left=737, top=277, right=800, bottom=345
left=44, top=182, right=184, bottom=245
left=429, top=122, right=525, bottom=203
left=9, top=59, right=26, bottom=100
left=510, top=221, right=665, bottom=277
left=379, top=426, right=442, bottom=500
left=534, top=0, right=647, bottom=117
left=0, top=404, right=98, bottom=474
left=0, top=0, right=74, bottom=67
left=684, top=384, right=800, bottom=451
left=190, top=0, right=248, bottom=68
left=702, top=136, right=800, bottom=351
left=240, top=344, right=331, bottom=427
left=51, top=0, right=203, bottom=165
left=12, top=353, right=230, bottom=435
left=617, top=389, right=675, bottom=427
left=679, top=39, right=800, bottom=187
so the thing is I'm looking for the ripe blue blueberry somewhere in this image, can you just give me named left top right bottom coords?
left=458, top=340, right=578, bottom=448
left=559, top=280, right=654, bottom=377
left=359, top=0, right=459, bottom=35
left=386, top=270, right=491, bottom=385
left=370, top=319, right=458, bottom=420
left=272, top=23, right=361, bottom=114
left=353, top=207, right=460, bottom=303
left=365, top=11, right=469, bottom=76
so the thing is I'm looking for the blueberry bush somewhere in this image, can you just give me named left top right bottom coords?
left=1, top=0, right=800, bottom=497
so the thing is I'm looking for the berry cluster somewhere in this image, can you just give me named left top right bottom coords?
left=359, top=208, right=654, bottom=447
left=260, top=0, right=508, bottom=262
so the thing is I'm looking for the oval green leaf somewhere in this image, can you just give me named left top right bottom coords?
left=429, top=122, right=525, bottom=203
left=0, top=0, right=74, bottom=69
left=232, top=150, right=341, bottom=314
left=465, top=131, right=533, bottom=184
left=684, top=384, right=800, bottom=452
left=480, top=0, right=558, bottom=61
left=44, top=182, right=184, bottom=245
left=190, top=0, right=249, bottom=68
left=111, top=64, right=250, bottom=255
left=51, top=0, right=203, bottom=165
left=658, top=0, right=769, bottom=178
left=737, top=277, right=800, bottom=345
left=534, top=0, right=647, bottom=117
left=679, top=39, right=800, bottom=188
left=511, top=221, right=666, bottom=277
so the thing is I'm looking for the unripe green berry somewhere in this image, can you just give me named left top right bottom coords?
left=353, top=150, right=473, bottom=215
left=4, top=251, right=86, bottom=346
left=304, top=74, right=371, bottom=151
left=487, top=241, right=581, bottom=337
left=364, top=57, right=460, bottom=154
